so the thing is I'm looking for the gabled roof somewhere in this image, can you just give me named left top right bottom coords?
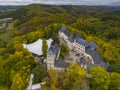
left=86, top=62, right=110, bottom=73
left=76, top=38, right=88, bottom=47
left=59, top=26, right=71, bottom=37
left=86, top=48, right=104, bottom=64
left=68, top=34, right=74, bottom=42
left=59, top=26, right=67, bottom=32
left=74, top=34, right=82, bottom=39
left=54, top=60, right=70, bottom=68
left=88, top=42, right=98, bottom=49
left=47, top=48, right=56, bottom=55
left=47, top=44, right=60, bottom=55
left=68, top=34, right=82, bottom=43
left=59, top=26, right=98, bottom=48
left=80, top=58, right=87, bottom=65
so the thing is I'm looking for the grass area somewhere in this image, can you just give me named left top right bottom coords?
left=6, top=23, right=13, bottom=31
left=0, top=31, right=12, bottom=42
left=0, top=23, right=13, bottom=43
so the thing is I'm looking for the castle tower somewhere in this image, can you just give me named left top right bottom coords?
left=46, top=46, right=56, bottom=70
left=46, top=44, right=60, bottom=70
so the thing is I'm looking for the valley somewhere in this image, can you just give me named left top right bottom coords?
left=0, top=4, right=120, bottom=90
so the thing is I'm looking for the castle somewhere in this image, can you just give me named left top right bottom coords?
left=46, top=26, right=109, bottom=71
left=46, top=44, right=69, bottom=70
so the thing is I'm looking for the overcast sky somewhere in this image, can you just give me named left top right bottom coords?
left=0, top=0, right=120, bottom=6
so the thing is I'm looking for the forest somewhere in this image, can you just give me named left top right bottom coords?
left=0, top=4, right=120, bottom=90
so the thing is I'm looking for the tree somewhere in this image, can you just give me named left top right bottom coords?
left=14, top=43, right=23, bottom=51
left=59, top=44, right=69, bottom=60
left=32, top=65, right=48, bottom=84
left=11, top=73, right=25, bottom=90
left=109, top=72, right=120, bottom=90
left=0, top=48, right=7, bottom=56
left=73, top=17, right=103, bottom=35
left=42, top=39, right=48, bottom=58
left=107, top=61, right=120, bottom=73
left=41, top=69, right=58, bottom=90
left=90, top=66, right=110, bottom=90
left=42, top=63, right=87, bottom=90
left=64, top=62, right=87, bottom=90
left=0, top=42, right=35, bottom=89
left=0, top=87, right=9, bottom=90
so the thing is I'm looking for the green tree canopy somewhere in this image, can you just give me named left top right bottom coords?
left=109, top=72, right=120, bottom=90
left=42, top=39, right=48, bottom=58
left=42, top=62, right=87, bottom=90
left=90, top=66, right=110, bottom=90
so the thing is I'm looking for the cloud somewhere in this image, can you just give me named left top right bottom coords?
left=0, top=0, right=120, bottom=6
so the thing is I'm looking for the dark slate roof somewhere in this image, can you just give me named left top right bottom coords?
left=73, top=33, right=88, bottom=47
left=86, top=48, right=104, bottom=64
left=68, top=34, right=74, bottom=42
left=88, top=42, right=98, bottom=49
left=59, top=26, right=71, bottom=37
left=80, top=58, right=87, bottom=65
left=54, top=60, right=70, bottom=68
left=59, top=26, right=67, bottom=32
left=54, top=44, right=60, bottom=55
left=68, top=34, right=83, bottom=43
left=78, top=59, right=106, bottom=73
left=74, top=34, right=82, bottom=39
left=86, top=63, right=110, bottom=73
left=47, top=48, right=56, bottom=55
left=87, top=63, right=102, bottom=67
left=77, top=50, right=109, bottom=73
left=76, top=38, right=88, bottom=47
left=47, top=44, right=60, bottom=55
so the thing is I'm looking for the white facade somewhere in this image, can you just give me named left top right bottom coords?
left=59, top=31, right=73, bottom=50
left=46, top=54, right=55, bottom=70
left=59, top=31, right=86, bottom=54
left=54, top=67, right=64, bottom=71
left=59, top=32, right=68, bottom=40
left=73, top=42, right=85, bottom=54
left=59, top=31, right=94, bottom=64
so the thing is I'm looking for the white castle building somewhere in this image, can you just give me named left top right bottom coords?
left=46, top=44, right=69, bottom=70
left=46, top=26, right=109, bottom=71
left=59, top=26, right=109, bottom=70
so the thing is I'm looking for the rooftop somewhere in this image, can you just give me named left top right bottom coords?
left=76, top=38, right=88, bottom=47
left=88, top=42, right=98, bottom=49
left=54, top=60, right=70, bottom=68
left=59, top=26, right=71, bottom=37
left=86, top=48, right=104, bottom=64
left=47, top=44, right=60, bottom=55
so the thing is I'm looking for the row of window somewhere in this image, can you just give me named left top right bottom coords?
left=74, top=42, right=85, bottom=50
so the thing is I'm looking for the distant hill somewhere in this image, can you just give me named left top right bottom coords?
left=0, top=4, right=120, bottom=34
left=0, top=4, right=120, bottom=90
left=0, top=5, right=21, bottom=11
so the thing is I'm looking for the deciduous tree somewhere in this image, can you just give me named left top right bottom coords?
left=90, top=66, right=110, bottom=90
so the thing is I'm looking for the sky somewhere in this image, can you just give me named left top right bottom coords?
left=0, top=0, right=120, bottom=6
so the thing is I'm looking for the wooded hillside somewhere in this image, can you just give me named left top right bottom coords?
left=0, top=4, right=120, bottom=90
